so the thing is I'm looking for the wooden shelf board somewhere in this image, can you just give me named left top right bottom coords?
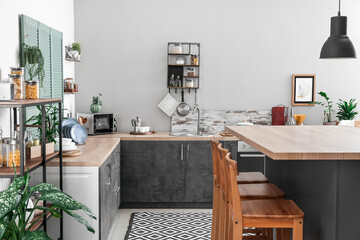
left=28, top=204, right=53, bottom=231
left=0, top=99, right=62, bottom=108
left=168, top=64, right=199, bottom=67
left=168, top=87, right=199, bottom=89
left=0, top=152, right=59, bottom=177
left=168, top=53, right=190, bottom=55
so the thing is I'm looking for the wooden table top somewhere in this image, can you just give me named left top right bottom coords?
left=226, top=125, right=360, bottom=160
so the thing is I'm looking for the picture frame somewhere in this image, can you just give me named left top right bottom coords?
left=292, top=74, right=316, bottom=106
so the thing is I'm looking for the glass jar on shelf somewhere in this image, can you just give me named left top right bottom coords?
left=7, top=139, right=23, bottom=168
left=8, top=74, right=24, bottom=99
left=187, top=67, right=195, bottom=76
left=25, top=131, right=33, bottom=148
left=25, top=81, right=40, bottom=99
left=185, top=79, right=194, bottom=88
left=175, top=76, right=182, bottom=87
left=173, top=43, right=183, bottom=54
left=169, top=74, right=176, bottom=87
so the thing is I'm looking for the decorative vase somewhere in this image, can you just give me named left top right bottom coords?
left=90, top=104, right=101, bottom=113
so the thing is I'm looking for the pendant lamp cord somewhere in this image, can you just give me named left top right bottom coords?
left=338, top=0, right=341, bottom=16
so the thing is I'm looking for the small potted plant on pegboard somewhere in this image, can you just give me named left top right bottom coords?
left=66, top=43, right=81, bottom=61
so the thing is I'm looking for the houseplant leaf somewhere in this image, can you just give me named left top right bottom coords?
left=23, top=230, right=51, bottom=240
left=39, top=192, right=96, bottom=219
left=0, top=191, right=21, bottom=220
left=30, top=183, right=61, bottom=194
left=63, top=209, right=95, bottom=233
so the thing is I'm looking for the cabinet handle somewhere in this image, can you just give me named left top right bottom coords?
left=187, top=144, right=190, bottom=160
left=239, top=154, right=266, bottom=158
left=181, top=144, right=184, bottom=161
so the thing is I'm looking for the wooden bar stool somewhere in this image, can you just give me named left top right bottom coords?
left=225, top=152, right=304, bottom=240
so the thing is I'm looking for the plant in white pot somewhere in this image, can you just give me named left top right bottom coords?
left=336, top=98, right=358, bottom=125
left=313, top=91, right=337, bottom=125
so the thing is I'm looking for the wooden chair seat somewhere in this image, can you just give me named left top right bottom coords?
left=237, top=172, right=268, bottom=184
left=242, top=199, right=304, bottom=219
left=239, top=183, right=285, bottom=200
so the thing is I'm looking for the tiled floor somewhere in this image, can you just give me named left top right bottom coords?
left=108, top=208, right=212, bottom=240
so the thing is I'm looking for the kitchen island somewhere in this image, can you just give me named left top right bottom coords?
left=226, top=125, right=360, bottom=240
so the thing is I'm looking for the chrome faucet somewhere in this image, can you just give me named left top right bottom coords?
left=193, top=106, right=201, bottom=134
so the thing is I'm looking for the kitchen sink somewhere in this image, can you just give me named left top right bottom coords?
left=169, top=132, right=215, bottom=137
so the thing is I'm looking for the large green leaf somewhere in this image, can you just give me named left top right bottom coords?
left=0, top=191, right=21, bottom=220
left=30, top=183, right=61, bottom=194
left=63, top=209, right=95, bottom=233
left=22, top=230, right=51, bottom=240
left=7, top=176, right=27, bottom=192
left=39, top=192, right=96, bottom=219
left=0, top=215, right=10, bottom=239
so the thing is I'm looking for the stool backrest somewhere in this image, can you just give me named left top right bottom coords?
left=225, top=152, right=244, bottom=239
left=211, top=139, right=220, bottom=185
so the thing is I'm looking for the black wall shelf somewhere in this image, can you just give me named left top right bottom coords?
left=167, top=42, right=200, bottom=93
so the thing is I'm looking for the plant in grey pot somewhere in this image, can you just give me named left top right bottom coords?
left=337, top=98, right=358, bottom=121
left=0, top=169, right=96, bottom=239
left=313, top=91, right=337, bottom=125
left=90, top=93, right=103, bottom=113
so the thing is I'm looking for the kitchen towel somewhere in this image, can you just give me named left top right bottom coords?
left=157, top=93, right=179, bottom=117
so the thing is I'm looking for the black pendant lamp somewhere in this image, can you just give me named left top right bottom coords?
left=320, top=0, right=356, bottom=59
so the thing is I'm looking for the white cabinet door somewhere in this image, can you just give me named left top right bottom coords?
left=30, top=167, right=99, bottom=240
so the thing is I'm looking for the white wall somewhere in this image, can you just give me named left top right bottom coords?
left=0, top=0, right=75, bottom=137
left=74, top=0, right=360, bottom=132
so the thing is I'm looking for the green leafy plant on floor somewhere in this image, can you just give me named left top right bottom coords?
left=92, top=93, right=103, bottom=106
left=71, top=43, right=81, bottom=54
left=337, top=98, right=358, bottom=121
left=25, top=104, right=61, bottom=144
left=312, top=91, right=335, bottom=122
left=0, top=168, right=96, bottom=239
left=23, top=44, right=45, bottom=88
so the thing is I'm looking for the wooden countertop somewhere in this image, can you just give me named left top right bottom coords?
left=48, top=137, right=120, bottom=167
left=226, top=125, right=360, bottom=160
left=91, top=132, right=239, bottom=141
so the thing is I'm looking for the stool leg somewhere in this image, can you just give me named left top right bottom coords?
left=276, top=228, right=291, bottom=240
left=292, top=219, right=303, bottom=240
left=266, top=228, right=273, bottom=240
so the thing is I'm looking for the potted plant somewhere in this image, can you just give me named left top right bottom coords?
left=90, top=93, right=103, bottom=113
left=66, top=43, right=81, bottom=61
left=0, top=169, right=96, bottom=239
left=25, top=104, right=61, bottom=157
left=337, top=98, right=358, bottom=122
left=23, top=44, right=45, bottom=87
left=313, top=91, right=337, bottom=125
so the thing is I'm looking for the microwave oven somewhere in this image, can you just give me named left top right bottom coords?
left=76, top=113, right=118, bottom=135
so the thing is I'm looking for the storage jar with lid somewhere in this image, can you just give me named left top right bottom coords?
left=187, top=67, right=195, bottom=76
left=185, top=79, right=194, bottom=88
left=7, top=139, right=23, bottom=168
left=9, top=74, right=24, bottom=99
left=176, top=57, right=186, bottom=65
left=25, top=81, right=40, bottom=99
left=10, top=67, right=24, bottom=75
left=173, top=43, right=183, bottom=54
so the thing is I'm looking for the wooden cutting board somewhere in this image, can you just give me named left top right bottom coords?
left=63, top=150, right=82, bottom=157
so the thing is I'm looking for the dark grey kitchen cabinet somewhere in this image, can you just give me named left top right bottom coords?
left=222, top=141, right=238, bottom=161
left=121, top=141, right=186, bottom=203
left=99, top=142, right=121, bottom=240
left=120, top=140, right=238, bottom=206
left=185, top=141, right=213, bottom=202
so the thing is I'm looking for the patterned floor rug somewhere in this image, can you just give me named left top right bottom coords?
left=125, top=212, right=212, bottom=240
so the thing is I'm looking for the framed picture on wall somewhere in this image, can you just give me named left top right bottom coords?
left=292, top=74, right=316, bottom=106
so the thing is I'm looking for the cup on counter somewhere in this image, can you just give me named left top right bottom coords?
left=138, top=126, right=150, bottom=133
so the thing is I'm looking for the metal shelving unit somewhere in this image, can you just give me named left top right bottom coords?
left=0, top=98, right=63, bottom=237
left=167, top=42, right=200, bottom=94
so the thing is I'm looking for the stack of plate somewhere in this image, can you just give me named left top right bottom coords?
left=61, top=118, right=88, bottom=144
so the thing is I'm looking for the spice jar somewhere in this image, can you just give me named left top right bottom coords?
left=25, top=81, right=39, bottom=99
left=7, top=139, right=23, bottom=168
left=187, top=68, right=195, bottom=76
left=9, top=74, right=24, bottom=99
left=185, top=79, right=194, bottom=88
left=10, top=67, right=24, bottom=75
left=193, top=55, right=198, bottom=65
left=173, top=43, right=183, bottom=54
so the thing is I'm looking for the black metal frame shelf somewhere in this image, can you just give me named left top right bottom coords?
left=167, top=42, right=200, bottom=93
left=0, top=98, right=63, bottom=238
